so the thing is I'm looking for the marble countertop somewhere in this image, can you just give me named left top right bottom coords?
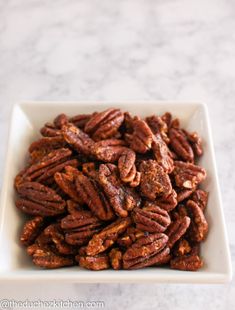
left=0, top=0, right=234, bottom=309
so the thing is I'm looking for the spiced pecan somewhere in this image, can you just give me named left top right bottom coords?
left=173, top=161, right=206, bottom=189
left=176, top=188, right=195, bottom=203
left=122, top=233, right=169, bottom=269
left=84, top=108, right=124, bottom=141
left=161, top=112, right=172, bottom=129
left=33, top=250, right=74, bottom=268
left=86, top=217, right=132, bottom=256
left=166, top=216, right=191, bottom=248
left=190, top=189, right=208, bottom=211
left=20, top=216, right=44, bottom=246
left=16, top=182, right=66, bottom=216
left=75, top=172, right=115, bottom=221
left=152, top=134, right=174, bottom=173
left=117, top=227, right=146, bottom=247
left=146, top=115, right=169, bottom=143
left=53, top=113, right=68, bottom=129
left=98, top=164, right=141, bottom=217
left=40, top=122, right=61, bottom=137
left=132, top=205, right=171, bottom=233
left=15, top=148, right=78, bottom=187
left=125, top=118, right=153, bottom=154
left=61, top=210, right=103, bottom=246
left=62, top=123, right=95, bottom=156
left=170, top=254, right=203, bottom=271
left=109, top=248, right=123, bottom=270
left=139, top=160, right=172, bottom=200
left=186, top=200, right=208, bottom=242
left=147, top=190, right=177, bottom=212
left=185, top=131, right=203, bottom=157
left=69, top=114, right=92, bottom=129
left=169, top=128, right=194, bottom=162
left=77, top=253, right=110, bottom=270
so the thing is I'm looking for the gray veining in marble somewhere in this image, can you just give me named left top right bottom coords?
left=0, top=0, right=235, bottom=309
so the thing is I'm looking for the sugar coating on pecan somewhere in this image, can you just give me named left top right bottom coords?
left=20, top=216, right=44, bottom=246
left=98, top=164, right=141, bottom=217
left=122, top=233, right=169, bottom=269
left=173, top=161, right=206, bottom=189
left=166, top=216, right=191, bottom=248
left=132, top=204, right=171, bottom=233
left=139, top=160, right=172, bottom=200
left=86, top=217, right=132, bottom=256
left=84, top=108, right=124, bottom=141
left=149, top=190, right=177, bottom=212
left=152, top=134, right=174, bottom=173
left=146, top=115, right=169, bottom=143
left=109, top=248, right=123, bottom=270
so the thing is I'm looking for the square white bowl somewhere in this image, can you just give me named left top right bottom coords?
left=0, top=101, right=232, bottom=283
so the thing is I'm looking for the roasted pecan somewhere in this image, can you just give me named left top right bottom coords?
left=146, top=115, right=169, bottom=143
left=170, top=254, right=203, bottom=271
left=169, top=128, right=194, bottom=162
left=44, top=223, right=75, bottom=255
left=15, top=148, right=78, bottom=187
left=147, top=190, right=177, bottom=212
left=84, top=108, right=124, bottom=141
left=69, top=114, right=92, bottom=129
left=62, top=123, right=94, bottom=156
left=77, top=253, right=110, bottom=270
left=75, top=172, right=115, bottom=221
left=125, top=118, right=153, bottom=154
left=20, top=216, right=44, bottom=246
left=152, top=134, right=174, bottom=173
left=161, top=112, right=172, bottom=129
left=186, top=200, right=208, bottom=242
left=33, top=250, right=74, bottom=268
left=98, top=164, right=141, bottom=217
left=176, top=188, right=195, bottom=203
left=139, top=160, right=172, bottom=200
left=40, top=122, right=61, bottom=137
left=16, top=181, right=66, bottom=216
left=86, top=217, right=132, bottom=256
left=109, top=248, right=123, bottom=270
left=122, top=233, right=169, bottom=269
left=190, top=189, right=208, bottom=211
left=173, top=161, right=206, bottom=189
left=132, top=205, right=171, bottom=233
left=28, top=136, right=67, bottom=164
left=118, top=149, right=138, bottom=184
left=185, top=131, right=203, bottom=157
left=61, top=210, right=103, bottom=246
left=166, top=216, right=191, bottom=248
left=54, top=168, right=83, bottom=204
left=53, top=113, right=68, bottom=129
left=117, top=227, right=145, bottom=247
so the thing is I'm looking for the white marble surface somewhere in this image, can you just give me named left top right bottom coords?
left=0, top=0, right=235, bottom=309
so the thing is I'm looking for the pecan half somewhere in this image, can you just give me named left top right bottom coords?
left=170, top=254, right=203, bottom=271
left=117, top=227, right=145, bottom=247
left=190, top=189, right=208, bottom=211
left=176, top=188, right=195, bottom=203
left=185, top=131, right=203, bottom=157
left=61, top=210, right=104, bottom=246
left=33, top=250, right=74, bottom=268
left=125, top=118, right=153, bottom=154
left=62, top=123, right=94, bottom=156
left=16, top=182, right=66, bottom=216
left=98, top=164, right=141, bottom=217
left=132, top=205, right=171, bottom=233
left=146, top=115, right=169, bottom=143
left=169, top=128, right=194, bottom=162
left=84, top=108, right=124, bottom=141
left=77, top=253, right=110, bottom=270
left=173, top=161, right=206, bottom=189
left=152, top=134, right=174, bottom=173
left=86, top=217, right=132, bottom=256
left=109, top=248, right=123, bottom=270
left=166, top=216, right=191, bottom=248
left=53, top=113, right=69, bottom=128
left=20, top=216, right=44, bottom=246
left=40, top=122, right=61, bottom=137
left=122, top=233, right=169, bottom=269
left=147, top=190, right=177, bottom=212
left=186, top=200, right=208, bottom=242
left=139, top=160, right=172, bottom=200
left=75, top=172, right=115, bottom=221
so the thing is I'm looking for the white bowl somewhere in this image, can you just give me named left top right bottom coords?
left=0, top=101, right=232, bottom=283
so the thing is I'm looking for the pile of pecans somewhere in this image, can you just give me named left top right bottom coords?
left=14, top=108, right=208, bottom=271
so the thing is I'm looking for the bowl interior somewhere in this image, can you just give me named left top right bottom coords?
left=0, top=102, right=231, bottom=282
